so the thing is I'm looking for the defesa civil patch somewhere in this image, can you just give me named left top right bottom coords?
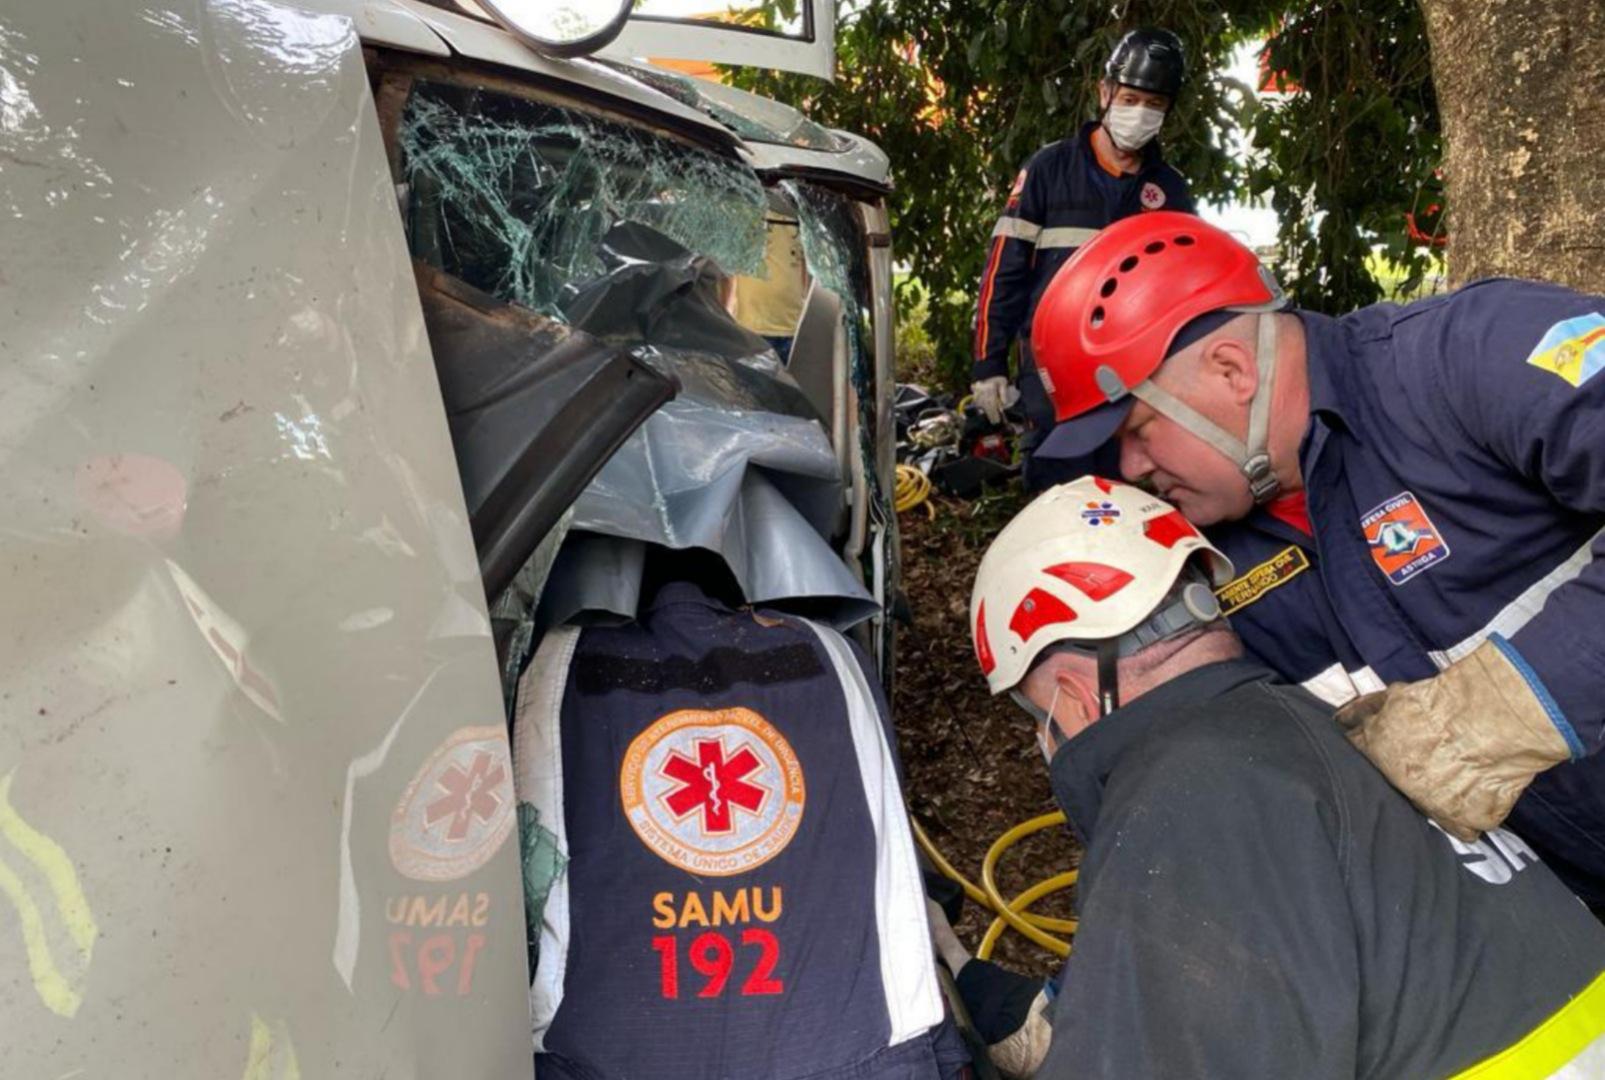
left=1361, top=491, right=1450, bottom=586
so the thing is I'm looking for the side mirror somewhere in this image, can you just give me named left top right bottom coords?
left=458, top=0, right=633, bottom=57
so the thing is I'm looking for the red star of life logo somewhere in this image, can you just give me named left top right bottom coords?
left=424, top=750, right=507, bottom=843
left=659, top=737, right=770, bottom=836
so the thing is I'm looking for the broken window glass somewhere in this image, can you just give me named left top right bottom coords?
left=785, top=180, right=871, bottom=381
left=784, top=180, right=893, bottom=644
left=786, top=180, right=876, bottom=441
left=400, top=81, right=766, bottom=319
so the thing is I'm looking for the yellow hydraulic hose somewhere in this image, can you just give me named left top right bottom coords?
left=978, top=872, right=1079, bottom=961
left=980, top=812, right=1075, bottom=957
left=912, top=815, right=993, bottom=910
left=894, top=463, right=936, bottom=518
left=912, top=813, right=1078, bottom=957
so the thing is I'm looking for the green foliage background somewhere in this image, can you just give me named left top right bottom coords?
left=730, top=0, right=1442, bottom=390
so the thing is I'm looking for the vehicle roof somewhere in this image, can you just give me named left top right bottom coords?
left=294, top=0, right=891, bottom=187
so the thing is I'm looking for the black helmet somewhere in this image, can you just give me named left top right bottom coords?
left=1105, top=28, right=1186, bottom=99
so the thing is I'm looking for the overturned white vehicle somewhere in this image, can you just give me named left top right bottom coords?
left=1, top=0, right=909, bottom=1073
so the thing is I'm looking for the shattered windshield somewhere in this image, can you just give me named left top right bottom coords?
left=401, top=81, right=766, bottom=318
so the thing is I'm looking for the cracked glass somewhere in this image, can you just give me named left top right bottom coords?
left=401, top=81, right=767, bottom=319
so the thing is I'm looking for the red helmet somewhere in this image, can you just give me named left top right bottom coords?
left=1030, top=212, right=1284, bottom=428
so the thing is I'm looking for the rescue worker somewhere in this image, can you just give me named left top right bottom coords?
left=970, top=28, right=1194, bottom=491
left=970, top=477, right=1605, bottom=1077
left=514, top=548, right=968, bottom=1079
left=1028, top=211, right=1605, bottom=904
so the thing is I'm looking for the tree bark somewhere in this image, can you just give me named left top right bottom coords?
left=1419, top=0, right=1605, bottom=292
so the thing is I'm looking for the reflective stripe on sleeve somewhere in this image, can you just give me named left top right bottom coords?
left=1449, top=968, right=1605, bottom=1078
left=1428, top=527, right=1605, bottom=670
left=1036, top=226, right=1100, bottom=250
left=974, top=235, right=1008, bottom=360
left=992, top=217, right=1042, bottom=242
left=1299, top=663, right=1385, bottom=706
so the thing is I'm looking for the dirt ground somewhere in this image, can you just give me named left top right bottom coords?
left=891, top=484, right=1081, bottom=978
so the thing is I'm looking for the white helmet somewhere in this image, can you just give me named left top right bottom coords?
left=971, top=476, right=1235, bottom=696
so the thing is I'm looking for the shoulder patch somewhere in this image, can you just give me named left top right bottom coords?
left=1525, top=312, right=1605, bottom=387
left=1139, top=181, right=1166, bottom=210
left=1216, top=545, right=1310, bottom=616
left=1361, top=491, right=1450, bottom=586
left=1005, top=168, right=1027, bottom=209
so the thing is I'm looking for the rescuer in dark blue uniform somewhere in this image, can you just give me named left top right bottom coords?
left=513, top=553, right=968, bottom=1079
left=1029, top=211, right=1605, bottom=903
left=970, top=28, right=1194, bottom=491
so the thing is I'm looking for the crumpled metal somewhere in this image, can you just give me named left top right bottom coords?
left=545, top=225, right=876, bottom=628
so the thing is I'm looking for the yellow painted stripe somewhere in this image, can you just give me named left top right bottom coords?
left=243, top=1014, right=302, bottom=1080
left=0, top=770, right=96, bottom=1018
left=243, top=1015, right=275, bottom=1080
left=0, top=846, right=82, bottom=1017
left=0, top=771, right=98, bottom=956
left=1450, top=968, right=1605, bottom=1078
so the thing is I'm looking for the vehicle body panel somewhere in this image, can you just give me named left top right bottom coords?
left=401, top=0, right=746, bottom=148
left=606, top=0, right=838, bottom=81
left=1, top=0, right=901, bottom=1072
left=0, top=2, right=530, bottom=1072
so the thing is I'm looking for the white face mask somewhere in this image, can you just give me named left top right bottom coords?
left=1103, top=102, right=1166, bottom=152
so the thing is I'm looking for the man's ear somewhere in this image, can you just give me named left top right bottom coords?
left=1199, top=337, right=1259, bottom=407
left=1098, top=80, right=1113, bottom=110
left=1051, top=670, right=1099, bottom=741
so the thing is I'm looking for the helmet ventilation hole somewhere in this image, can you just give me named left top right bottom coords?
left=1119, top=255, right=1139, bottom=272
left=1144, top=241, right=1166, bottom=255
left=1100, top=278, right=1118, bottom=298
left=1174, top=234, right=1196, bottom=246
left=1091, top=306, right=1106, bottom=327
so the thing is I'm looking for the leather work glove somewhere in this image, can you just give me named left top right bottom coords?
left=1335, top=637, right=1577, bottom=841
left=988, top=988, right=1054, bottom=1079
left=970, top=376, right=1014, bottom=424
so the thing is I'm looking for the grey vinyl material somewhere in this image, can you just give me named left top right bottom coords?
left=547, top=224, right=875, bottom=628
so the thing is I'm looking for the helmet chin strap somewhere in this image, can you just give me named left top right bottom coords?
left=1096, top=638, right=1120, bottom=716
left=1111, top=315, right=1283, bottom=504
left=1007, top=570, right=1222, bottom=725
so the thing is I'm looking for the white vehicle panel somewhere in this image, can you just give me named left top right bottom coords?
left=606, top=0, right=837, bottom=81
left=0, top=1, right=530, bottom=1073
left=398, top=0, right=742, bottom=144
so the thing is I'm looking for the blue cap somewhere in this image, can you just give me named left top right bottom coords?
left=1035, top=399, right=1134, bottom=460
left=1033, top=309, right=1239, bottom=460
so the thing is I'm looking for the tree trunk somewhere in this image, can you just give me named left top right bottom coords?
left=1419, top=0, right=1605, bottom=292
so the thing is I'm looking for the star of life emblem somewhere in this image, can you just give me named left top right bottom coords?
left=1140, top=181, right=1166, bottom=210
left=621, top=708, right=806, bottom=876
left=390, top=726, right=517, bottom=881
left=1081, top=500, right=1121, bottom=526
